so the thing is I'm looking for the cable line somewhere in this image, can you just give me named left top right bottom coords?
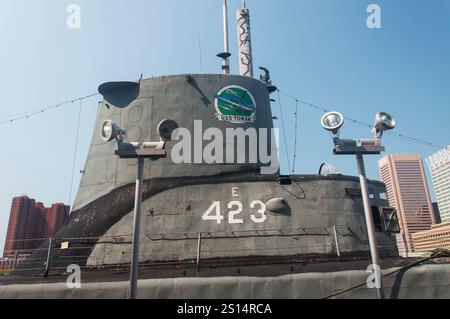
left=0, top=93, right=99, bottom=126
left=277, top=90, right=292, bottom=172
left=278, top=89, right=445, bottom=150
left=292, top=98, right=299, bottom=174
left=68, top=99, right=83, bottom=207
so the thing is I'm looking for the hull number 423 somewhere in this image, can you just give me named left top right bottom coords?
left=202, top=200, right=267, bottom=224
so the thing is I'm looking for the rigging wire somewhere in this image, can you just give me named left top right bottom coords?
left=68, top=99, right=83, bottom=207
left=292, top=98, right=299, bottom=174
left=277, top=90, right=292, bottom=173
left=0, top=93, right=99, bottom=127
left=278, top=89, right=445, bottom=150
left=197, top=28, right=204, bottom=72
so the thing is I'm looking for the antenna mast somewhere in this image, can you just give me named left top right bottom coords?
left=237, top=0, right=254, bottom=77
left=220, top=0, right=231, bottom=74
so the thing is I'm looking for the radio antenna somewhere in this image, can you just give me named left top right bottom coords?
left=217, top=0, right=231, bottom=74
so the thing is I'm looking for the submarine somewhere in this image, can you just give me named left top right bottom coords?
left=2, top=0, right=450, bottom=299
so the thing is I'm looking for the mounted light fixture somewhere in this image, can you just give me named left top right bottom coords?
left=157, top=119, right=179, bottom=141
left=321, top=112, right=345, bottom=136
left=100, top=120, right=126, bottom=142
left=373, top=112, right=396, bottom=138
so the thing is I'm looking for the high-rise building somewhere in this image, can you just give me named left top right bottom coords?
left=432, top=203, right=442, bottom=224
left=426, top=146, right=450, bottom=222
left=378, top=154, right=435, bottom=256
left=412, top=222, right=450, bottom=253
left=3, top=196, right=69, bottom=258
left=42, top=204, right=70, bottom=239
left=3, top=197, right=35, bottom=254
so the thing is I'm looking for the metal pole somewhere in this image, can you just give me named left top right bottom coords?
left=222, top=0, right=230, bottom=74
left=44, top=238, right=53, bottom=278
left=400, top=231, right=409, bottom=257
left=333, top=225, right=341, bottom=258
left=356, top=153, right=385, bottom=299
left=12, top=250, right=18, bottom=270
left=129, top=157, right=144, bottom=299
left=196, top=232, right=202, bottom=273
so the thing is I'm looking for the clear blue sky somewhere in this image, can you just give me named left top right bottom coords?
left=1, top=0, right=449, bottom=253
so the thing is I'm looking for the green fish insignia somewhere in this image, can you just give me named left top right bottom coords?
left=214, top=85, right=257, bottom=123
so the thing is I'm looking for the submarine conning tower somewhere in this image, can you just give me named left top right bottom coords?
left=73, top=74, right=276, bottom=211
left=65, top=72, right=398, bottom=268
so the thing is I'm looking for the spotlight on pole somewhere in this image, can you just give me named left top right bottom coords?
left=321, top=112, right=345, bottom=136
left=373, top=112, right=397, bottom=138
left=320, top=111, right=397, bottom=300
left=100, top=120, right=126, bottom=142
left=100, top=118, right=172, bottom=299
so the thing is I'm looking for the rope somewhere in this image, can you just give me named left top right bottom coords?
left=322, top=248, right=450, bottom=299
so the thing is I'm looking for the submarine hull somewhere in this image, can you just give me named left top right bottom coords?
left=14, top=74, right=398, bottom=274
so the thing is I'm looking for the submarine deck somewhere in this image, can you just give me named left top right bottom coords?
left=1, top=256, right=448, bottom=286
left=1, top=256, right=450, bottom=299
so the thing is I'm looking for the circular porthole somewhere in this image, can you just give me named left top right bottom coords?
left=128, top=105, right=143, bottom=123
left=157, top=119, right=178, bottom=141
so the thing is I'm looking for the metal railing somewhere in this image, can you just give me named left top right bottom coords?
left=0, top=225, right=398, bottom=277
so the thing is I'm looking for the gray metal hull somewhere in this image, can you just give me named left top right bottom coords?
left=12, top=74, right=400, bottom=274
left=3, top=74, right=450, bottom=299
left=87, top=174, right=397, bottom=266
left=2, top=263, right=450, bottom=299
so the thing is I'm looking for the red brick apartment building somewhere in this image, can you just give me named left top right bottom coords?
left=3, top=196, right=69, bottom=258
